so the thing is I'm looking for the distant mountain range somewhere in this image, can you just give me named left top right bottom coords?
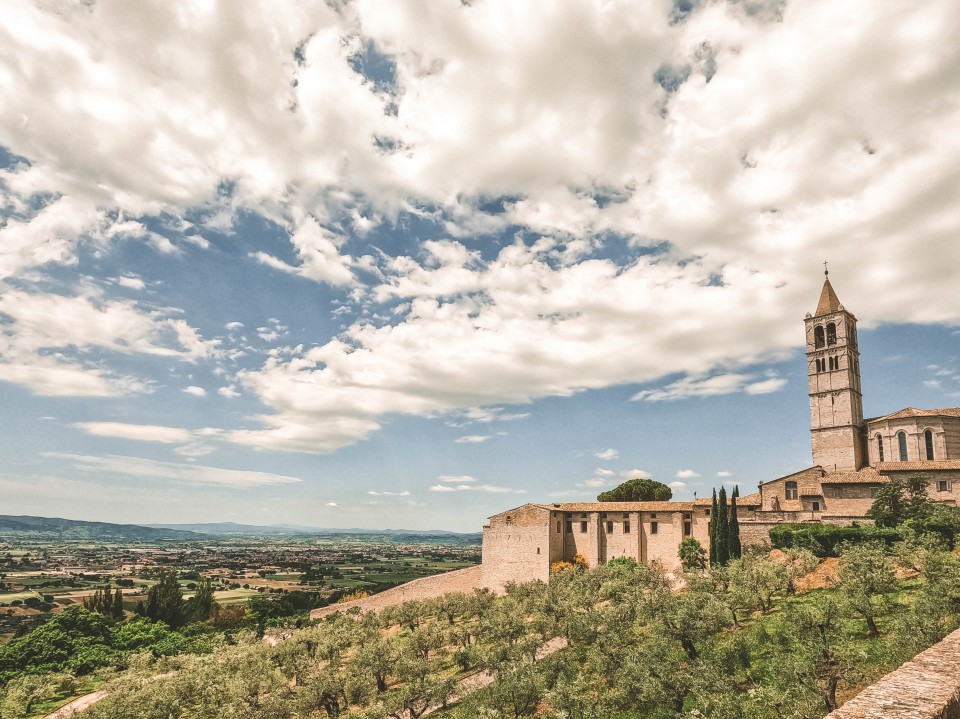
left=0, top=515, right=202, bottom=541
left=0, top=515, right=481, bottom=543
left=147, top=522, right=481, bottom=541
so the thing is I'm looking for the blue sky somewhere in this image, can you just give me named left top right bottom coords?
left=0, top=0, right=958, bottom=531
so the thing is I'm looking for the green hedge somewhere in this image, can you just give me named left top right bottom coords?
left=768, top=523, right=902, bottom=557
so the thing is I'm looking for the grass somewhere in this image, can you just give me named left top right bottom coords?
left=24, top=677, right=103, bottom=719
left=0, top=590, right=40, bottom=604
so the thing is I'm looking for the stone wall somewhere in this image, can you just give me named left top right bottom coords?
left=824, top=627, right=960, bottom=718
left=481, top=505, right=551, bottom=589
left=309, top=565, right=483, bottom=620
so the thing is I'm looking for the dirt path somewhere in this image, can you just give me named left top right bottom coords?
left=41, top=690, right=109, bottom=719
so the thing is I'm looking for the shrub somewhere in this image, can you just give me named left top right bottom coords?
left=769, top=524, right=901, bottom=557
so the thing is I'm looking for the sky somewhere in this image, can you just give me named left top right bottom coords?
left=1, top=0, right=958, bottom=532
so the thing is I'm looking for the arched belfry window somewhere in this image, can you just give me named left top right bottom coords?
left=876, top=434, right=884, bottom=462
left=897, top=431, right=908, bottom=461
left=826, top=323, right=837, bottom=346
left=925, top=430, right=935, bottom=461
left=814, top=326, right=825, bottom=349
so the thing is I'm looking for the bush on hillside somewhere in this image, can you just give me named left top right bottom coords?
left=769, top=524, right=902, bottom=557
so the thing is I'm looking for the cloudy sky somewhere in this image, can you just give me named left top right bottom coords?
left=1, top=0, right=958, bottom=531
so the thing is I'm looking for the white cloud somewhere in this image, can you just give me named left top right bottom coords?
left=326, top=502, right=339, bottom=507
left=632, top=372, right=788, bottom=402
left=438, top=475, right=478, bottom=484
left=717, top=470, right=733, bottom=477
left=2, top=0, right=960, bottom=460
left=580, top=477, right=618, bottom=489
left=368, top=490, right=411, bottom=496
left=117, top=276, right=146, bottom=290
left=676, top=469, right=701, bottom=479
left=455, top=434, right=492, bottom=443
left=72, top=422, right=192, bottom=444
left=668, top=481, right=687, bottom=489
left=45, top=452, right=302, bottom=489
left=218, top=386, right=241, bottom=398
left=594, top=448, right=619, bottom=460
left=429, top=483, right=523, bottom=494
left=183, top=386, right=207, bottom=397
left=619, top=469, right=652, bottom=479
left=595, top=468, right=615, bottom=477
left=225, top=322, right=244, bottom=331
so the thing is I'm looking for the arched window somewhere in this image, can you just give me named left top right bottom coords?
left=897, top=431, right=908, bottom=461
left=876, top=434, right=884, bottom=462
left=814, top=326, right=825, bottom=348
left=826, top=323, right=837, bottom=346
left=925, top=430, right=935, bottom=460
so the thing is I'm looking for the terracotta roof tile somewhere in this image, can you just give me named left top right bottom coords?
left=763, top=466, right=825, bottom=485
left=820, top=467, right=887, bottom=484
left=877, top=460, right=960, bottom=471
left=868, top=407, right=960, bottom=422
left=815, top=277, right=843, bottom=315
left=735, top=492, right=762, bottom=506
left=542, top=502, right=695, bottom=512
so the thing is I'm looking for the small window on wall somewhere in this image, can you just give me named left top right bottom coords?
left=938, top=480, right=950, bottom=493
left=785, top=481, right=798, bottom=500
left=536, top=547, right=540, bottom=555
left=925, top=430, right=935, bottom=461
left=556, top=521, right=561, bottom=534
left=624, top=521, right=631, bottom=534
left=683, top=520, right=692, bottom=536
left=565, top=521, right=572, bottom=533
left=650, top=521, right=658, bottom=535
left=705, top=509, right=711, bottom=516
left=812, top=501, right=820, bottom=512
left=897, top=431, right=908, bottom=461
left=580, top=521, right=587, bottom=533
left=606, top=521, right=613, bottom=534
left=876, top=435, right=884, bottom=462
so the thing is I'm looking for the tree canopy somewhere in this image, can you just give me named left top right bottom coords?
left=597, top=477, right=672, bottom=503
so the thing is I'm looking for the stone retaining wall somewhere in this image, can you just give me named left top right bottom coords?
left=825, top=627, right=960, bottom=718
left=309, top=565, right=483, bottom=620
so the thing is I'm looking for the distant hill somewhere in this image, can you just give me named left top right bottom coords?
left=147, top=522, right=482, bottom=543
left=0, top=515, right=202, bottom=542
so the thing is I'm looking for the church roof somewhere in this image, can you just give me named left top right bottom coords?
left=815, top=277, right=843, bottom=315
left=693, top=492, right=761, bottom=506
left=867, top=407, right=960, bottom=422
left=820, top=466, right=887, bottom=484
left=542, top=501, right=695, bottom=512
left=877, top=460, right=960, bottom=472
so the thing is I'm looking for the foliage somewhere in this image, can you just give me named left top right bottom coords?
left=769, top=523, right=902, bottom=557
left=83, top=586, right=124, bottom=619
left=678, top=538, right=707, bottom=572
left=597, top=477, right=672, bottom=503
left=867, top=473, right=932, bottom=528
left=708, top=486, right=742, bottom=566
left=142, top=571, right=184, bottom=629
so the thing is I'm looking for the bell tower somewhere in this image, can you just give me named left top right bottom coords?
left=804, top=268, right=865, bottom=472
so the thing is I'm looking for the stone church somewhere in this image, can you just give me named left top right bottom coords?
left=480, top=274, right=960, bottom=591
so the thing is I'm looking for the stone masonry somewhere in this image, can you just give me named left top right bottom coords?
left=824, top=627, right=960, bottom=719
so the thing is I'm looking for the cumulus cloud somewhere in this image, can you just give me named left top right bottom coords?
left=455, top=435, right=492, bottom=443
left=72, top=422, right=192, bottom=444
left=717, top=470, right=733, bottom=477
left=676, top=469, right=701, bottom=479
left=45, top=452, right=302, bottom=489
left=668, top=481, right=687, bottom=489
left=183, top=386, right=207, bottom=397
left=437, top=475, right=478, bottom=484
left=594, top=448, right=619, bottom=460
left=632, top=372, right=787, bottom=402
left=619, top=469, right=653, bottom=479
left=429, top=483, right=524, bottom=494
left=3, top=0, right=960, bottom=459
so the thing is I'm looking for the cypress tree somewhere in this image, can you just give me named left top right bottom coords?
left=112, top=587, right=125, bottom=618
left=709, top=489, right=718, bottom=565
left=716, top=487, right=729, bottom=565
left=729, top=486, right=742, bottom=560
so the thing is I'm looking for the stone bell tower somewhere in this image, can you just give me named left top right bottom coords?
left=804, top=269, right=865, bottom=472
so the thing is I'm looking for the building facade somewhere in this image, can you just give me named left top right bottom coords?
left=481, top=274, right=960, bottom=591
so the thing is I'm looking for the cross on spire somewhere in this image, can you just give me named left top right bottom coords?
left=823, top=260, right=829, bottom=277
